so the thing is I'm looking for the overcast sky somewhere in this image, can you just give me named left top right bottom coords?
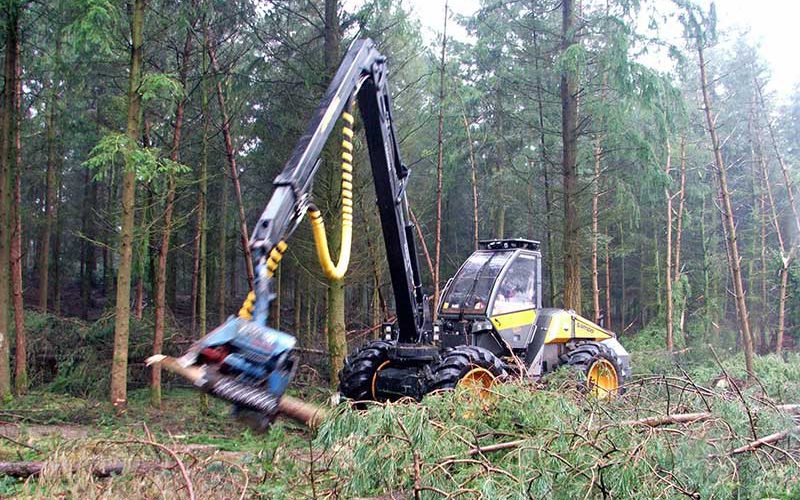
left=405, top=0, right=798, bottom=99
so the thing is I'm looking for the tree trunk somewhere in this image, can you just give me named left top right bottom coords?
left=217, top=162, right=228, bottom=323
left=409, top=208, right=435, bottom=285
left=152, top=18, right=193, bottom=408
left=0, top=1, right=20, bottom=398
left=190, top=218, right=200, bottom=332
left=38, top=87, right=58, bottom=313
left=206, top=32, right=254, bottom=291
left=674, top=137, right=686, bottom=282
left=533, top=28, right=555, bottom=306
left=273, top=267, right=281, bottom=329
left=561, top=0, right=581, bottom=313
left=664, top=139, right=674, bottom=352
left=197, top=21, right=208, bottom=338
left=458, top=98, right=478, bottom=251
left=80, top=169, right=96, bottom=319
left=11, top=30, right=24, bottom=394
left=433, top=1, right=448, bottom=317
left=754, top=103, right=788, bottom=353
left=293, top=271, right=301, bottom=333
left=52, top=187, right=62, bottom=315
left=591, top=140, right=601, bottom=323
left=759, top=173, right=768, bottom=349
left=590, top=71, right=608, bottom=324
left=110, top=0, right=145, bottom=409
left=696, top=40, right=754, bottom=376
left=604, top=236, right=612, bottom=329
left=699, top=196, right=712, bottom=337
left=322, top=0, right=346, bottom=386
left=305, top=283, right=313, bottom=345
left=619, top=222, right=626, bottom=329
left=674, top=137, right=687, bottom=341
left=756, top=82, right=800, bottom=238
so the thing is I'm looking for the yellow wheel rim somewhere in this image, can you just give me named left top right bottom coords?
left=371, top=360, right=391, bottom=400
left=456, top=367, right=497, bottom=400
left=587, top=359, right=619, bottom=399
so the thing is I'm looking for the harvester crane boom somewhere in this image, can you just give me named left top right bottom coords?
left=151, top=38, right=630, bottom=421
left=248, top=38, right=427, bottom=343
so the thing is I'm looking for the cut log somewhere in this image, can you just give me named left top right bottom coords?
left=147, top=355, right=326, bottom=428
left=0, top=461, right=165, bottom=478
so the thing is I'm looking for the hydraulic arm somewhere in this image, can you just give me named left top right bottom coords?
left=164, top=39, right=430, bottom=422
left=249, top=38, right=427, bottom=342
left=150, top=38, right=631, bottom=419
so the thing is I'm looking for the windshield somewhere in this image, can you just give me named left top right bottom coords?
left=440, top=251, right=513, bottom=314
left=491, top=254, right=538, bottom=315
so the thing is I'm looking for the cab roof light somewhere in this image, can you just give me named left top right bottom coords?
left=479, top=239, right=541, bottom=251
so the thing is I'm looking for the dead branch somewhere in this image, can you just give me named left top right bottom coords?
left=729, top=427, right=799, bottom=456
left=620, top=412, right=712, bottom=428
left=438, top=438, right=529, bottom=463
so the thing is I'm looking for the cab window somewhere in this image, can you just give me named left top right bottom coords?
left=491, top=254, right=537, bottom=315
left=441, top=251, right=512, bottom=314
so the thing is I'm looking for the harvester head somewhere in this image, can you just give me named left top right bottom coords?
left=174, top=316, right=298, bottom=425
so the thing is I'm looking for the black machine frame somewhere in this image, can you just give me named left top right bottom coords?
left=247, top=38, right=430, bottom=345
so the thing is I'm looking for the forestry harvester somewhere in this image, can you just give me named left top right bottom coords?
left=150, top=39, right=630, bottom=426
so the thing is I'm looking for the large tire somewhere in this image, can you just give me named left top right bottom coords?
left=427, top=345, right=507, bottom=393
left=564, top=341, right=625, bottom=398
left=338, top=340, right=395, bottom=400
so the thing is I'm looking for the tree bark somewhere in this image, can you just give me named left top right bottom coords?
left=433, top=1, right=448, bottom=317
left=696, top=40, right=754, bottom=376
left=756, top=82, right=800, bottom=238
left=152, top=17, right=193, bottom=408
left=38, top=86, right=58, bottom=313
left=206, top=31, right=254, bottom=291
left=604, top=236, right=612, bottom=329
left=197, top=21, right=208, bottom=338
left=293, top=270, right=301, bottom=333
left=664, top=139, right=674, bottom=352
left=674, top=137, right=686, bottom=283
left=458, top=98, right=478, bottom=251
left=0, top=0, right=20, bottom=398
left=561, top=0, right=581, bottom=313
left=110, top=0, right=146, bottom=409
left=409, top=208, right=435, bottom=284
left=11, top=31, right=25, bottom=393
left=217, top=161, right=228, bottom=323
left=533, top=28, right=556, bottom=306
left=322, top=0, right=346, bottom=386
left=759, top=172, right=768, bottom=350
left=52, top=187, right=62, bottom=315
left=591, top=140, right=602, bottom=323
left=674, top=137, right=687, bottom=341
left=590, top=71, right=608, bottom=324
left=753, top=102, right=789, bottom=353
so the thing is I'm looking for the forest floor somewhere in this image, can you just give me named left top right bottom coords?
left=3, top=316, right=800, bottom=498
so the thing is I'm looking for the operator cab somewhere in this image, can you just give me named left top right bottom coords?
left=437, top=239, right=542, bottom=355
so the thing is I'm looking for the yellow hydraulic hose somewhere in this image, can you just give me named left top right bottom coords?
left=238, top=240, right=288, bottom=320
left=239, top=101, right=355, bottom=319
left=308, top=100, right=355, bottom=281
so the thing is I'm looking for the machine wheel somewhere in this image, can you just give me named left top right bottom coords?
left=338, top=340, right=395, bottom=401
left=564, top=342, right=624, bottom=399
left=427, top=346, right=507, bottom=395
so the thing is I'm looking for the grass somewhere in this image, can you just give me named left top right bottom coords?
left=3, top=314, right=800, bottom=498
